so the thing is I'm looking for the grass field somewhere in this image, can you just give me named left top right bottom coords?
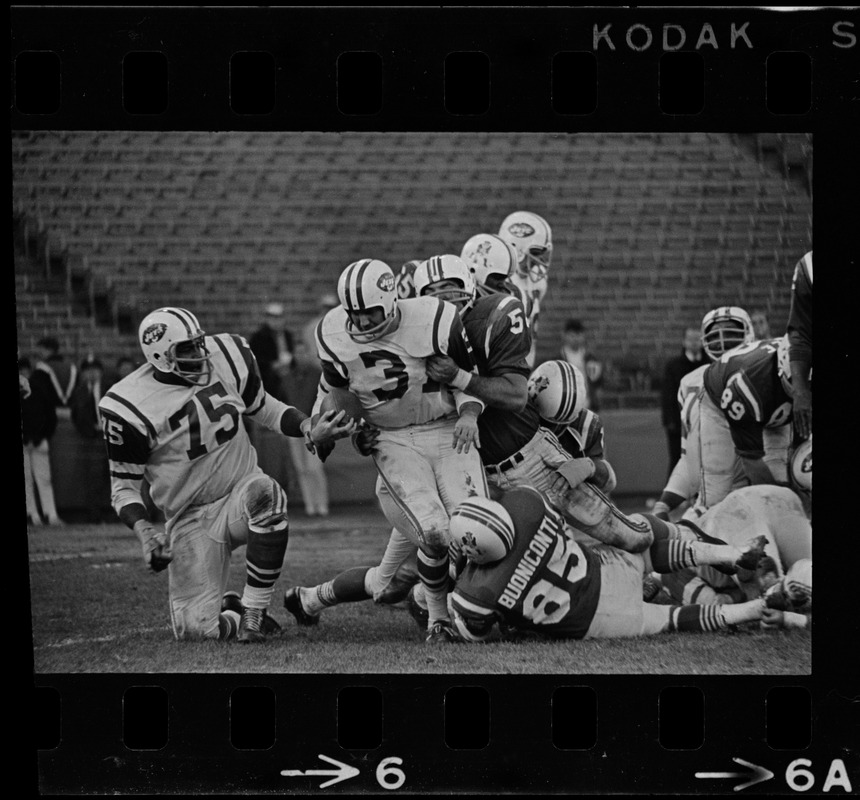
left=28, top=501, right=811, bottom=675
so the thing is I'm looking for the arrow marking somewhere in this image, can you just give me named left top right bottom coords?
left=281, top=754, right=360, bottom=788
left=696, top=758, right=774, bottom=792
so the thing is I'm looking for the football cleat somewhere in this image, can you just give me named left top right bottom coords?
left=735, top=535, right=769, bottom=572
left=406, top=586, right=430, bottom=630
left=284, top=587, right=320, bottom=627
left=237, top=607, right=278, bottom=644
left=425, top=619, right=461, bottom=645
left=221, top=591, right=243, bottom=615
left=755, top=555, right=782, bottom=595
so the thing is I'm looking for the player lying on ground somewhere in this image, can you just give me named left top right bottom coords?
left=442, top=487, right=780, bottom=642
left=650, top=484, right=812, bottom=631
left=99, top=307, right=353, bottom=643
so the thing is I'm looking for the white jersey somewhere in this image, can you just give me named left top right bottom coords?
left=314, top=296, right=480, bottom=429
left=678, top=364, right=707, bottom=439
left=509, top=272, right=547, bottom=366
left=99, top=333, right=285, bottom=523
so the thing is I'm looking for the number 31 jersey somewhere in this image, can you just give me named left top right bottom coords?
left=315, top=296, right=476, bottom=429
left=702, top=338, right=792, bottom=458
left=452, top=486, right=602, bottom=639
left=99, top=333, right=269, bottom=522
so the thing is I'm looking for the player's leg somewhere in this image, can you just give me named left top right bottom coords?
left=227, top=472, right=290, bottom=643
left=31, top=439, right=62, bottom=524
left=23, top=443, right=42, bottom=525
left=697, top=394, right=744, bottom=509
left=167, top=506, right=233, bottom=641
left=763, top=424, right=791, bottom=485
left=286, top=527, right=419, bottom=624
left=374, top=430, right=455, bottom=639
left=286, top=437, right=317, bottom=515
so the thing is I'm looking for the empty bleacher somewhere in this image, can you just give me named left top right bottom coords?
left=14, top=131, right=811, bottom=392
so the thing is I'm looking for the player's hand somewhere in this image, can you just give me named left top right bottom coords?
left=760, top=607, right=785, bottom=630
left=314, top=439, right=336, bottom=463
left=310, top=409, right=357, bottom=445
left=452, top=410, right=481, bottom=453
left=549, top=458, right=596, bottom=494
left=352, top=423, right=380, bottom=457
left=791, top=387, right=812, bottom=441
left=134, top=520, right=172, bottom=573
left=426, top=354, right=459, bottom=384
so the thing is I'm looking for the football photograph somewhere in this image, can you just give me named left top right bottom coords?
left=17, top=129, right=813, bottom=676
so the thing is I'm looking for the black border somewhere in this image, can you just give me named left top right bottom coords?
left=15, top=5, right=859, bottom=795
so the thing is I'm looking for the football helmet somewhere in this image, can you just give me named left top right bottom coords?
left=700, top=306, right=754, bottom=361
left=449, top=497, right=516, bottom=565
left=527, top=360, right=588, bottom=425
left=413, top=254, right=477, bottom=313
left=776, top=334, right=792, bottom=396
left=396, top=259, right=422, bottom=300
left=138, top=307, right=211, bottom=385
left=460, top=233, right=518, bottom=296
left=498, top=211, right=553, bottom=282
left=789, top=435, right=812, bottom=493
left=337, top=258, right=399, bottom=343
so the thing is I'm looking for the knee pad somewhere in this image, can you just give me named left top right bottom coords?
left=242, top=475, right=288, bottom=533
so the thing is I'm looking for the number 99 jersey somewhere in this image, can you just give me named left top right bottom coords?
left=702, top=338, right=793, bottom=458
left=452, top=486, right=602, bottom=639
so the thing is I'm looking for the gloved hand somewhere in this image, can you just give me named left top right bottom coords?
left=133, top=520, right=172, bottom=572
left=352, top=424, right=380, bottom=457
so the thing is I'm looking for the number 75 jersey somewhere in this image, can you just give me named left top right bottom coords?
left=452, top=487, right=603, bottom=639
left=99, top=333, right=267, bottom=522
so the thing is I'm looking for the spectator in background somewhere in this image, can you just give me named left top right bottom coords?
left=660, top=326, right=706, bottom=480
left=281, top=339, right=330, bottom=517
left=249, top=302, right=294, bottom=401
left=69, top=355, right=111, bottom=522
left=559, top=319, right=603, bottom=412
left=751, top=309, right=771, bottom=340
left=20, top=356, right=62, bottom=526
left=34, top=336, right=78, bottom=416
left=301, top=292, right=340, bottom=356
left=108, top=355, right=138, bottom=389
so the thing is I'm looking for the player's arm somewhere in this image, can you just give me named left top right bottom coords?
left=450, top=594, right=501, bottom=643
left=787, top=258, right=813, bottom=440
left=427, top=297, right=530, bottom=412
left=100, top=407, right=172, bottom=572
left=577, top=410, right=617, bottom=492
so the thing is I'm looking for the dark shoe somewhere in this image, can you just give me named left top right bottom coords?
left=284, top=587, right=320, bottom=626
left=425, top=619, right=460, bottom=644
left=237, top=606, right=278, bottom=643
left=735, top=535, right=769, bottom=571
left=406, top=586, right=429, bottom=630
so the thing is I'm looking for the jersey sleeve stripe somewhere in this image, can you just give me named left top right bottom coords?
left=431, top=299, right=446, bottom=356
left=212, top=335, right=243, bottom=389
left=315, top=318, right=344, bottom=366
left=109, top=468, right=145, bottom=481
left=727, top=373, right=763, bottom=422
left=452, top=593, right=496, bottom=618
left=102, top=391, right=157, bottom=439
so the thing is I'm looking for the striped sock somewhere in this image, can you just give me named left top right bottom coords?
left=218, top=610, right=241, bottom=640
left=243, top=525, right=289, bottom=609
left=418, top=550, right=450, bottom=626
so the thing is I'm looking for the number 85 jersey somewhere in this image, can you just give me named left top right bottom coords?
left=99, top=333, right=269, bottom=523
left=702, top=338, right=793, bottom=458
left=452, top=487, right=602, bottom=639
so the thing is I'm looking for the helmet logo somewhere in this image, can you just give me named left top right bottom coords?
left=528, top=374, right=550, bottom=400
left=377, top=273, right=395, bottom=292
left=476, top=240, right=493, bottom=255
left=508, top=222, right=536, bottom=238
left=801, top=454, right=812, bottom=474
left=460, top=530, right=478, bottom=552
left=142, top=323, right=168, bottom=345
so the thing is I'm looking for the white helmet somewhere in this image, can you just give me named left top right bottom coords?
left=138, top=307, right=211, bottom=386
left=789, top=435, right=812, bottom=493
left=776, top=334, right=792, bottom=396
left=701, top=306, right=754, bottom=361
left=498, top=211, right=553, bottom=282
left=413, top=254, right=477, bottom=313
left=395, top=259, right=422, bottom=300
left=527, top=360, right=588, bottom=425
left=449, top=497, right=516, bottom=565
left=337, top=259, right=398, bottom=343
left=460, top=233, right=518, bottom=296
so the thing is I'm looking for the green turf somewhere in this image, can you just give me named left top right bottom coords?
left=27, top=508, right=811, bottom=675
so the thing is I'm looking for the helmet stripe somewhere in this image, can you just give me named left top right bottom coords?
left=344, top=259, right=372, bottom=312
left=164, top=307, right=196, bottom=336
left=455, top=504, right=515, bottom=549
left=559, top=362, right=574, bottom=422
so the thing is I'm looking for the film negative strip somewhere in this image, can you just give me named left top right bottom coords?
left=14, top=5, right=858, bottom=796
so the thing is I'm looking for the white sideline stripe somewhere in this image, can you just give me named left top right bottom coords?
left=36, top=627, right=169, bottom=649
left=30, top=551, right=102, bottom=562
